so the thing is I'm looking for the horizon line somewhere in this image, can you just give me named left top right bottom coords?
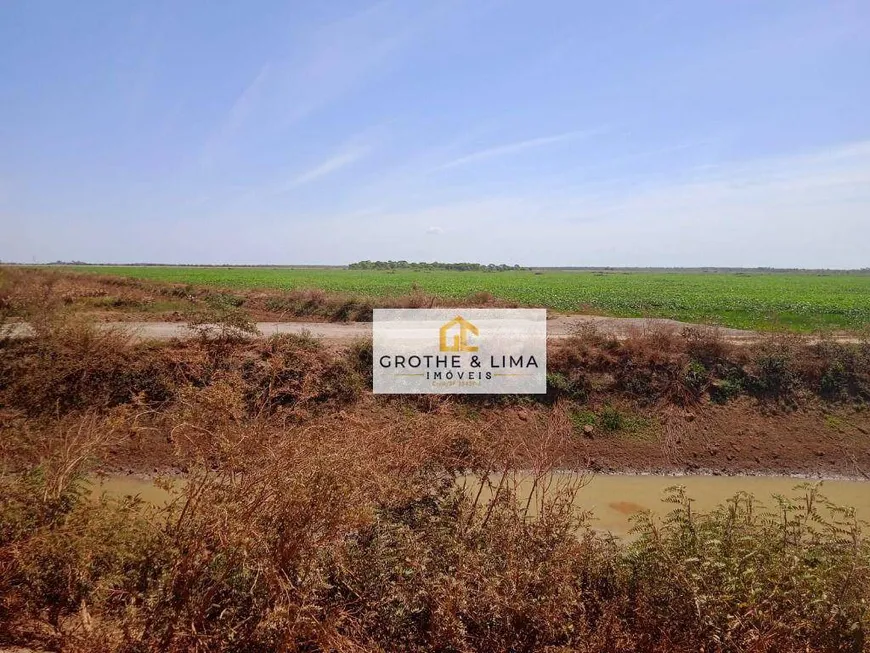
left=4, top=262, right=869, bottom=273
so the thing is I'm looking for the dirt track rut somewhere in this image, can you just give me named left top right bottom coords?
left=9, top=315, right=846, bottom=343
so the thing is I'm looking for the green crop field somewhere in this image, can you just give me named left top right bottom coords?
left=62, top=266, right=870, bottom=332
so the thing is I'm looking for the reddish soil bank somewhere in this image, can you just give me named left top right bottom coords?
left=82, top=398, right=870, bottom=480
left=507, top=402, right=870, bottom=479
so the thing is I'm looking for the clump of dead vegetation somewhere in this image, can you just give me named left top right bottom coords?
left=1, top=408, right=868, bottom=652
left=546, top=324, right=870, bottom=407
left=0, top=296, right=366, bottom=421
left=0, top=267, right=517, bottom=324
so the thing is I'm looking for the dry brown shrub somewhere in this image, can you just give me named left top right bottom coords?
left=467, top=290, right=495, bottom=304
left=283, top=287, right=329, bottom=315
left=130, top=400, right=601, bottom=651
left=0, top=318, right=177, bottom=416
left=742, top=333, right=807, bottom=401
left=0, top=267, right=64, bottom=329
left=119, top=406, right=494, bottom=649
left=548, top=324, right=693, bottom=405
left=681, top=326, right=734, bottom=366
left=241, top=333, right=364, bottom=417
left=388, top=289, right=438, bottom=309
left=621, top=323, right=684, bottom=358
left=790, top=334, right=870, bottom=400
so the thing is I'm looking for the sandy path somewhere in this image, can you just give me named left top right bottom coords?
left=5, top=316, right=793, bottom=343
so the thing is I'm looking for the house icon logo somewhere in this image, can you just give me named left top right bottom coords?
left=439, top=315, right=479, bottom=352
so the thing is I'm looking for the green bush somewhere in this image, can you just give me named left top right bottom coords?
left=626, top=485, right=869, bottom=651
left=600, top=404, right=625, bottom=431
left=546, top=371, right=588, bottom=402
left=709, top=367, right=746, bottom=404
left=748, top=350, right=797, bottom=399
left=683, top=360, right=709, bottom=395
left=568, top=407, right=597, bottom=430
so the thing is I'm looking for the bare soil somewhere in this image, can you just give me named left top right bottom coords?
left=59, top=397, right=867, bottom=481
left=503, top=401, right=870, bottom=479
left=7, top=316, right=759, bottom=343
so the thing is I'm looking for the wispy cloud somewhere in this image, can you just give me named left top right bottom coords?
left=197, top=2, right=459, bottom=170
left=286, top=139, right=870, bottom=268
left=11, top=140, right=869, bottom=267
left=290, top=145, right=370, bottom=188
left=199, top=63, right=271, bottom=168
left=205, top=127, right=382, bottom=209
left=435, top=128, right=606, bottom=170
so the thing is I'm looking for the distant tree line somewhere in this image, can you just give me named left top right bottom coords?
left=348, top=260, right=526, bottom=272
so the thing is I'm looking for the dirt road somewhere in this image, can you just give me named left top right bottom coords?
left=7, top=316, right=777, bottom=342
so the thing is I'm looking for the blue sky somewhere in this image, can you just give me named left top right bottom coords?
left=1, top=0, right=868, bottom=267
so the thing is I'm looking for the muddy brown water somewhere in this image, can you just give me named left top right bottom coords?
left=91, top=474, right=870, bottom=537
left=459, top=474, right=870, bottom=535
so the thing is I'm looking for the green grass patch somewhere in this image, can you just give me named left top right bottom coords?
left=53, top=266, right=870, bottom=332
left=569, top=405, right=657, bottom=440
